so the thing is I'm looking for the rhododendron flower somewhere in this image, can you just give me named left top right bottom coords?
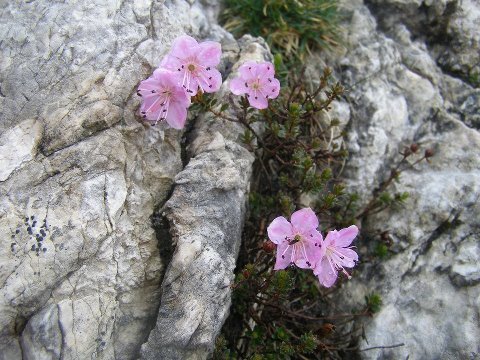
left=267, top=208, right=322, bottom=270
left=137, top=69, right=190, bottom=129
left=160, top=35, right=222, bottom=96
left=229, top=61, right=280, bottom=109
left=314, top=225, right=359, bottom=288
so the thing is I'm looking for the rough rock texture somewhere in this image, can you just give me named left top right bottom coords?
left=0, top=0, right=257, bottom=359
left=314, top=0, right=480, bottom=358
left=140, top=36, right=271, bottom=360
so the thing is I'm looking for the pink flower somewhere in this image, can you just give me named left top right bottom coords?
left=229, top=61, right=281, bottom=109
left=313, top=225, right=359, bottom=288
left=160, top=35, right=222, bottom=96
left=137, top=69, right=191, bottom=129
left=267, top=208, right=323, bottom=270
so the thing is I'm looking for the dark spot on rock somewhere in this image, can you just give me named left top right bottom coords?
left=31, top=245, right=36, bottom=251
left=15, top=229, right=20, bottom=234
left=43, top=248, right=47, bottom=252
left=25, top=217, right=29, bottom=222
left=31, top=216, right=34, bottom=220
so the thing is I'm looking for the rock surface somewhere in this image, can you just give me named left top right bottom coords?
left=317, top=0, right=480, bottom=358
left=0, top=1, right=260, bottom=359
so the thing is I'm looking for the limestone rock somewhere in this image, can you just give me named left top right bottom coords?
left=320, top=1, right=480, bottom=358
left=0, top=0, right=228, bottom=359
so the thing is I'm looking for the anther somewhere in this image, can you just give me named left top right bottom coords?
left=245, top=82, right=248, bottom=87
left=268, top=78, right=272, bottom=82
left=151, top=90, right=155, bottom=93
left=255, top=96, right=258, bottom=99
left=209, top=85, right=212, bottom=88
left=209, top=77, right=212, bottom=80
left=206, top=67, right=211, bottom=70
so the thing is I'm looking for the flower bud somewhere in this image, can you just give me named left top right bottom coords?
left=262, top=241, right=276, bottom=253
left=425, top=148, right=434, bottom=158
left=410, top=143, right=419, bottom=153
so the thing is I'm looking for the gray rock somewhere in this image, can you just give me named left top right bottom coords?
left=319, top=1, right=480, bottom=358
left=365, top=0, right=480, bottom=87
left=140, top=35, right=272, bottom=360
left=0, top=0, right=239, bottom=359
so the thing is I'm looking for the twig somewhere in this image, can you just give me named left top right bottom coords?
left=359, top=343, right=405, bottom=352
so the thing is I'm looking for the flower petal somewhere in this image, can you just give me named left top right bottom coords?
left=238, top=61, right=258, bottom=80
left=334, top=225, right=359, bottom=248
left=229, top=77, right=247, bottom=95
left=165, top=101, right=187, bottom=129
left=247, top=92, right=268, bottom=109
left=314, top=257, right=338, bottom=288
left=169, top=35, right=198, bottom=60
left=255, top=62, right=275, bottom=79
left=274, top=242, right=292, bottom=270
left=140, top=96, right=163, bottom=119
left=201, top=68, right=222, bottom=93
left=197, top=41, right=222, bottom=67
left=290, top=208, right=319, bottom=235
left=262, top=77, right=281, bottom=100
left=267, top=216, right=293, bottom=244
left=335, top=248, right=358, bottom=268
left=294, top=240, right=322, bottom=269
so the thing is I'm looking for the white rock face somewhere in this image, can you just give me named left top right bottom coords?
left=320, top=0, right=480, bottom=358
left=0, top=1, right=250, bottom=359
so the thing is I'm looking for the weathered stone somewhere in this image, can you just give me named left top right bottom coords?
left=0, top=0, right=228, bottom=359
left=318, top=1, right=480, bottom=358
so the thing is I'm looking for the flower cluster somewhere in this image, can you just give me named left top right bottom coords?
left=137, top=35, right=282, bottom=128
left=267, top=208, right=359, bottom=288
left=137, top=35, right=222, bottom=128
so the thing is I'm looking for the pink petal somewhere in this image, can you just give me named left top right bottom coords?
left=169, top=35, right=198, bottom=60
left=230, top=77, right=247, bottom=95
left=290, top=208, right=319, bottom=235
left=323, top=230, right=337, bottom=248
left=294, top=240, right=322, bottom=269
left=138, top=77, right=161, bottom=93
left=140, top=96, right=163, bottom=118
left=165, top=101, right=187, bottom=129
left=335, top=248, right=358, bottom=268
left=274, top=242, right=292, bottom=270
left=267, top=216, right=293, bottom=244
left=200, top=68, right=222, bottom=93
left=197, top=41, right=222, bottom=67
left=184, top=77, right=199, bottom=96
left=334, top=225, right=359, bottom=247
left=247, top=92, right=268, bottom=109
left=262, top=77, right=280, bottom=100
left=256, top=62, right=275, bottom=79
left=314, top=257, right=338, bottom=288
left=238, top=61, right=258, bottom=80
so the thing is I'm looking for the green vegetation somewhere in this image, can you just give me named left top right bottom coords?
left=221, top=0, right=339, bottom=61
left=193, top=62, right=434, bottom=357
